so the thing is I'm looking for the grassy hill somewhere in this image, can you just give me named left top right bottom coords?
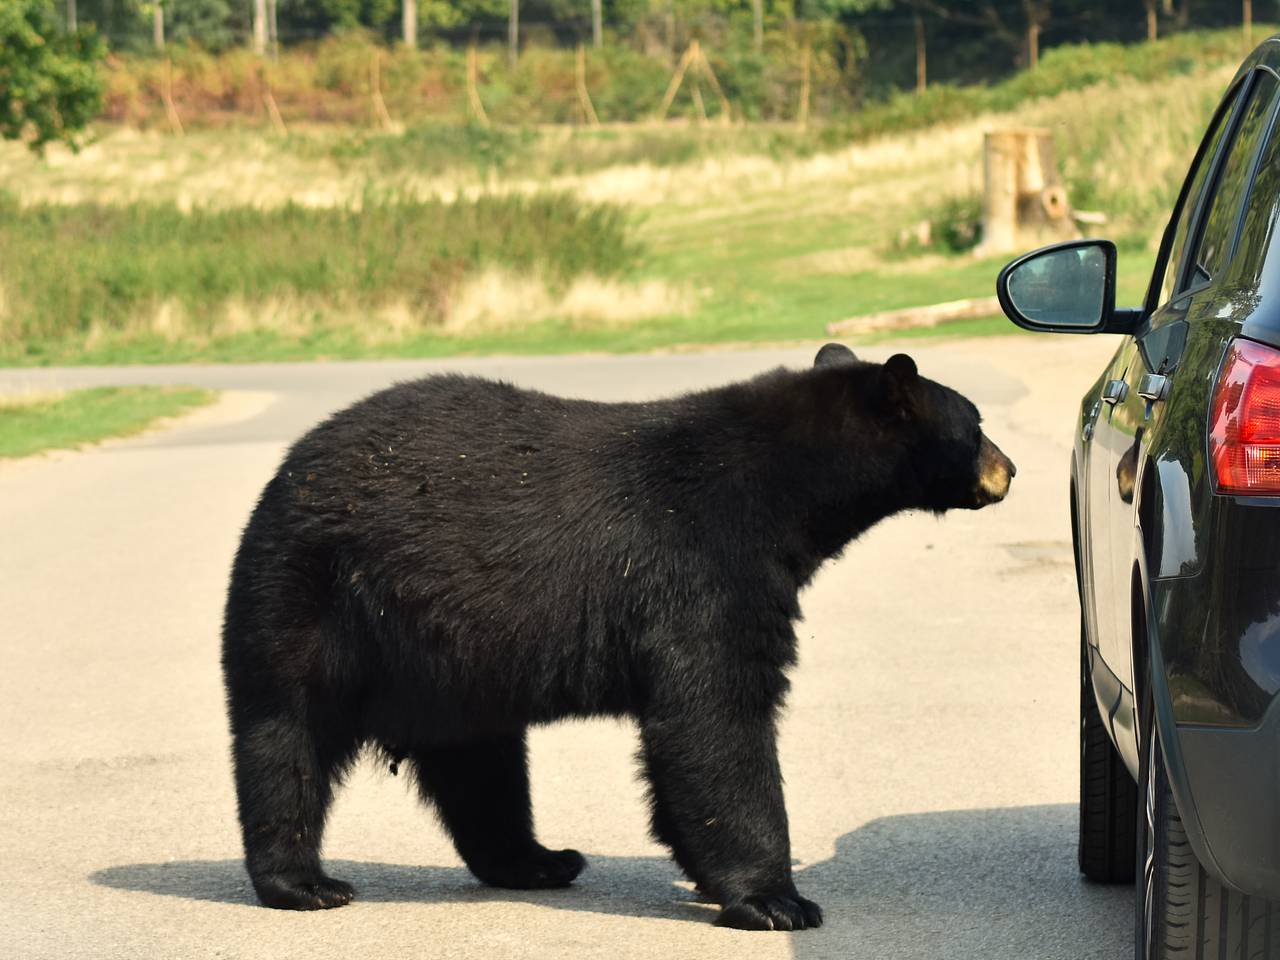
left=0, top=27, right=1261, bottom=365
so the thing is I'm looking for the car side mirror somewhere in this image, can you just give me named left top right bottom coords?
left=997, top=239, right=1141, bottom=335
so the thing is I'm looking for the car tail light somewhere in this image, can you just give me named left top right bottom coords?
left=1210, top=339, right=1280, bottom=495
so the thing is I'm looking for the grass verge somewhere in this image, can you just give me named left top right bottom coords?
left=0, top=386, right=216, bottom=459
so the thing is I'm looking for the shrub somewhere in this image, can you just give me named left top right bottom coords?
left=0, top=0, right=104, bottom=150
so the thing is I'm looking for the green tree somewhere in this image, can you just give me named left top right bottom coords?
left=316, top=0, right=399, bottom=29
left=0, top=0, right=103, bottom=151
left=169, top=0, right=236, bottom=50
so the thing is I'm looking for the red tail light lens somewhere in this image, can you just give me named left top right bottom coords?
left=1210, top=339, right=1280, bottom=495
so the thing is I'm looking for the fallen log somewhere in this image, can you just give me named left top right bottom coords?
left=826, top=295, right=1002, bottom=335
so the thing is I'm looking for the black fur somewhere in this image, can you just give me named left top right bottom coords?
left=221, top=345, right=1014, bottom=930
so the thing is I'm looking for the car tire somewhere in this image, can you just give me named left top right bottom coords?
left=1136, top=695, right=1280, bottom=959
left=1080, top=620, right=1138, bottom=883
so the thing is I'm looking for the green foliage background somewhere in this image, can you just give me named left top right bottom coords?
left=0, top=0, right=103, bottom=149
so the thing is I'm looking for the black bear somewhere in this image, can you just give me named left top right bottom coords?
left=221, top=344, right=1014, bottom=931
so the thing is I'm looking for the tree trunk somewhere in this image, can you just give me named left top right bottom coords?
left=253, top=0, right=267, bottom=56
left=914, top=12, right=927, bottom=94
left=1020, top=0, right=1047, bottom=70
left=403, top=0, right=417, bottom=48
left=752, top=0, right=763, bottom=54
left=976, top=128, right=1079, bottom=256
left=1145, top=0, right=1158, bottom=41
left=508, top=0, right=519, bottom=68
left=153, top=3, right=164, bottom=50
left=591, top=0, right=602, bottom=49
left=1244, top=0, right=1253, bottom=48
left=268, top=0, right=279, bottom=58
left=67, top=0, right=76, bottom=32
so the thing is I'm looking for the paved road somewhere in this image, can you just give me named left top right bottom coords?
left=0, top=337, right=1132, bottom=960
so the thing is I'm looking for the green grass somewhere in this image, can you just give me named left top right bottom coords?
left=0, top=386, right=216, bottom=458
left=0, top=28, right=1223, bottom=366
left=1, top=240, right=1155, bottom=366
left=0, top=192, right=637, bottom=349
left=0, top=156, right=1160, bottom=366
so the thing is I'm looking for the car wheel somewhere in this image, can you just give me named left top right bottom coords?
left=1079, top=619, right=1137, bottom=883
left=1136, top=696, right=1280, bottom=959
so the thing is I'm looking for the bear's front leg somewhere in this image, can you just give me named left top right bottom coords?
left=639, top=690, right=822, bottom=931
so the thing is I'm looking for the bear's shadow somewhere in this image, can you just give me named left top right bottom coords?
left=90, top=854, right=713, bottom=923
left=91, top=804, right=1132, bottom=953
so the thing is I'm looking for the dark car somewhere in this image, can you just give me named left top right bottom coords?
left=997, top=37, right=1280, bottom=960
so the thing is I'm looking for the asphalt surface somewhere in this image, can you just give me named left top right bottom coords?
left=0, top=337, right=1132, bottom=960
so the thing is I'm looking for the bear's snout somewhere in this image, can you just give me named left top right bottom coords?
left=975, top=435, right=1016, bottom=506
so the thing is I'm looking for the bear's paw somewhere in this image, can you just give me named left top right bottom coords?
left=472, top=846, right=586, bottom=890
left=252, top=872, right=355, bottom=910
left=715, top=893, right=823, bottom=931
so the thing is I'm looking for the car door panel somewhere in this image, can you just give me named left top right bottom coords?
left=1083, top=345, right=1128, bottom=677
left=1084, top=71, right=1276, bottom=765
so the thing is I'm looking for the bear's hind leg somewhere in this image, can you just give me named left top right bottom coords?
left=410, top=732, right=585, bottom=889
left=231, top=700, right=360, bottom=910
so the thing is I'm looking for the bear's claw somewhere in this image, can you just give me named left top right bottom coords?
left=715, top=893, right=823, bottom=931
left=252, top=872, right=355, bottom=910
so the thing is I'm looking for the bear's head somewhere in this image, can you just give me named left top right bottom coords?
left=815, top=343, right=1016, bottom=512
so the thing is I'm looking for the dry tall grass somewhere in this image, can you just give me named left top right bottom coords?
left=66, top=272, right=692, bottom=348
left=441, top=271, right=692, bottom=335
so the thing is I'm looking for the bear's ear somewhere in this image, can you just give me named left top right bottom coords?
left=814, top=342, right=857, bottom=368
left=878, top=353, right=919, bottom=417
left=884, top=353, right=917, bottom=381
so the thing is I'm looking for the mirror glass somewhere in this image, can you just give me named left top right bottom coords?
left=1006, top=244, right=1108, bottom=328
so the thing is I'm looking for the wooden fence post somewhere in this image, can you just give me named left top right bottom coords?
left=656, top=45, right=696, bottom=121
left=914, top=13, right=927, bottom=93
left=370, top=51, right=394, bottom=130
left=696, top=42, right=732, bottom=123
left=656, top=42, right=731, bottom=124
left=467, top=46, right=490, bottom=127
left=576, top=45, right=600, bottom=126
left=797, top=44, right=811, bottom=129
left=161, top=57, right=184, bottom=136
left=261, top=65, right=287, bottom=136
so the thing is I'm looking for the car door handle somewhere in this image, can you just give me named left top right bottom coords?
left=1137, top=373, right=1170, bottom=402
left=1083, top=401, right=1101, bottom=441
left=1102, top=379, right=1128, bottom=405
